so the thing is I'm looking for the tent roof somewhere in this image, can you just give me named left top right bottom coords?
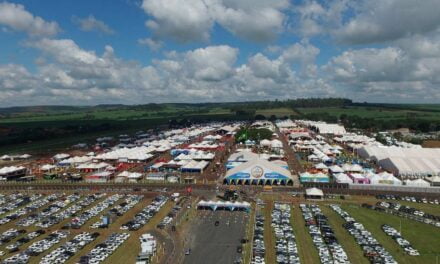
left=225, top=158, right=293, bottom=180
left=305, top=187, right=324, bottom=196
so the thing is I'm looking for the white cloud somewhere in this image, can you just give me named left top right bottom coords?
left=336, top=0, right=440, bottom=44
left=0, top=38, right=337, bottom=105
left=292, top=0, right=349, bottom=37
left=30, top=38, right=99, bottom=65
left=72, top=15, right=115, bottom=35
left=138, top=38, right=163, bottom=51
left=183, top=45, right=238, bottom=81
left=0, top=2, right=60, bottom=37
left=248, top=53, right=288, bottom=80
left=210, top=0, right=289, bottom=42
left=141, top=0, right=213, bottom=42
left=141, top=0, right=289, bottom=42
left=324, top=38, right=440, bottom=101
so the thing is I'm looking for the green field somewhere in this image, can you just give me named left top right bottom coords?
left=0, top=105, right=232, bottom=123
left=256, top=107, right=299, bottom=117
left=1, top=100, right=440, bottom=154
left=297, top=106, right=440, bottom=121
left=258, top=195, right=440, bottom=264
left=342, top=205, right=440, bottom=264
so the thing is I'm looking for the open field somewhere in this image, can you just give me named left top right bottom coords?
left=255, top=194, right=440, bottom=264
left=263, top=201, right=276, bottom=264
left=255, top=107, right=299, bottom=117
left=0, top=105, right=232, bottom=123
left=343, top=205, right=440, bottom=264
left=2, top=101, right=440, bottom=155
left=423, top=140, right=440, bottom=148
left=289, top=204, right=320, bottom=263
left=297, top=106, right=440, bottom=121
left=320, top=206, right=369, bottom=264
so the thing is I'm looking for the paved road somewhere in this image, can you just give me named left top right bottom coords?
left=276, top=128, right=304, bottom=187
left=183, top=211, right=247, bottom=264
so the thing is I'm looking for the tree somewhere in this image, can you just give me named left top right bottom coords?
left=254, top=114, right=266, bottom=120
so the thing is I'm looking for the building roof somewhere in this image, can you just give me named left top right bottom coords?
left=225, top=158, right=293, bottom=181
left=305, top=187, right=324, bottom=196
left=228, top=150, right=260, bottom=162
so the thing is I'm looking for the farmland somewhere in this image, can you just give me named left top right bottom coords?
left=1, top=100, right=440, bottom=154
left=297, top=106, right=440, bottom=121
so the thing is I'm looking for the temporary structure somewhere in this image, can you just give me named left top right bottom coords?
left=260, top=139, right=271, bottom=147
left=305, top=188, right=324, bottom=199
left=329, top=165, right=344, bottom=174
left=334, top=173, right=353, bottom=184
left=405, top=179, right=430, bottom=187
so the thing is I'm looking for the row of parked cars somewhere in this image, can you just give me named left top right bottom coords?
left=300, top=204, right=349, bottom=264
left=71, top=194, right=123, bottom=228
left=375, top=201, right=440, bottom=227
left=121, top=195, right=168, bottom=231
left=251, top=214, right=265, bottom=264
left=40, top=232, right=100, bottom=264
left=330, top=205, right=397, bottom=264
left=5, top=230, right=45, bottom=252
left=17, top=194, right=68, bottom=227
left=0, top=228, right=26, bottom=247
left=272, top=203, right=300, bottom=264
left=157, top=204, right=183, bottom=229
left=376, top=194, right=439, bottom=205
left=45, top=193, right=107, bottom=229
left=0, top=194, right=43, bottom=225
left=3, top=230, right=70, bottom=264
left=91, top=194, right=143, bottom=229
left=381, top=225, right=419, bottom=256
left=78, top=232, right=130, bottom=264
left=0, top=193, right=40, bottom=216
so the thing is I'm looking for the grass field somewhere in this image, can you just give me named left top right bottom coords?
left=297, top=106, right=440, bottom=121
left=290, top=204, right=320, bottom=263
left=343, top=205, right=440, bottom=264
left=256, top=194, right=440, bottom=264
left=263, top=202, right=276, bottom=264
left=0, top=105, right=233, bottom=123
left=256, top=108, right=299, bottom=117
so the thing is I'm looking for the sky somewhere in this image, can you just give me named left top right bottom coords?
left=0, top=0, right=440, bottom=106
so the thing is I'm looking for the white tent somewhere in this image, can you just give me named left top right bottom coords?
left=305, top=188, right=324, bottom=199
left=334, top=173, right=353, bottom=184
left=117, top=171, right=131, bottom=177
left=271, top=139, right=283, bottom=149
left=329, top=165, right=344, bottom=174
left=342, top=164, right=363, bottom=172
left=315, top=163, right=328, bottom=170
left=405, top=178, right=430, bottom=187
left=260, top=139, right=271, bottom=147
left=0, top=155, right=10, bottom=160
left=53, top=153, right=70, bottom=161
left=19, top=154, right=31, bottom=159
left=425, top=175, right=440, bottom=185
left=40, top=164, right=56, bottom=171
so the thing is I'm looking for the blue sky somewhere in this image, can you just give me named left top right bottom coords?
left=0, top=0, right=440, bottom=106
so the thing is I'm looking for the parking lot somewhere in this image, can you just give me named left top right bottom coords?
left=0, top=190, right=176, bottom=264
left=0, top=190, right=438, bottom=264
left=183, top=210, right=248, bottom=264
